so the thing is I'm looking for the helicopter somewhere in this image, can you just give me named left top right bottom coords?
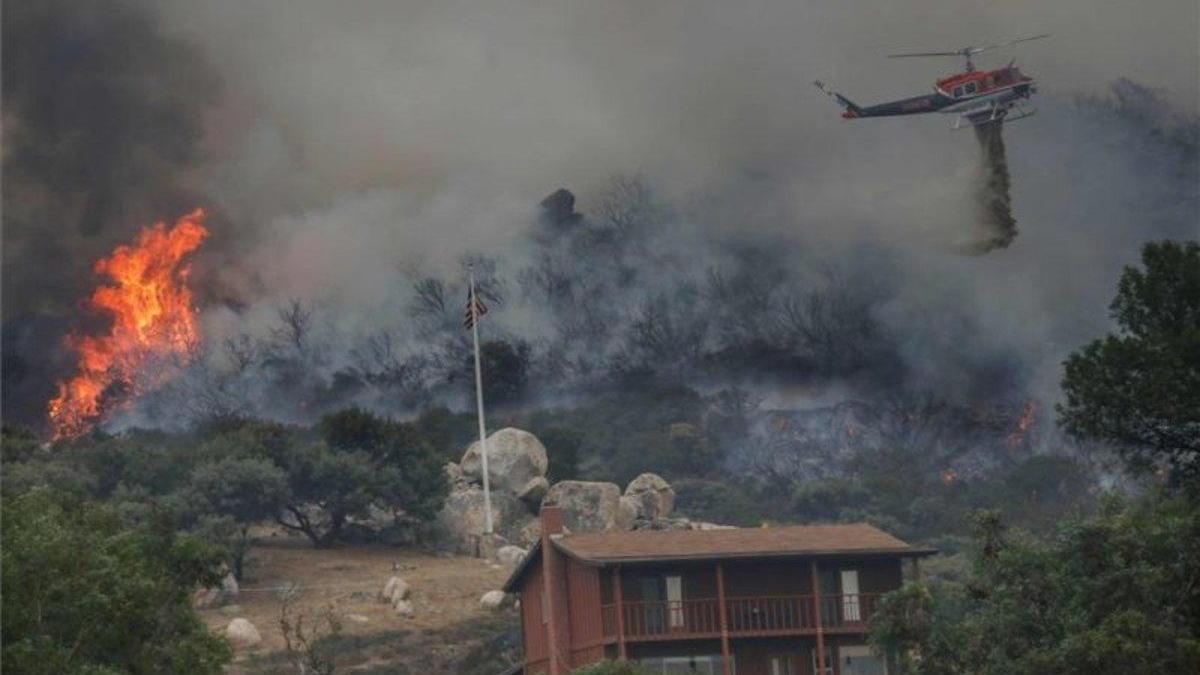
left=815, top=34, right=1049, bottom=129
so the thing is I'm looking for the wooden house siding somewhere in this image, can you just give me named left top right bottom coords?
left=521, top=562, right=548, bottom=667
left=509, top=508, right=929, bottom=675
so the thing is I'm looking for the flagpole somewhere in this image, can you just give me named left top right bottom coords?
left=469, top=268, right=494, bottom=536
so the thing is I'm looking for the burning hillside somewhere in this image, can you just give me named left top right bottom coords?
left=48, top=209, right=209, bottom=438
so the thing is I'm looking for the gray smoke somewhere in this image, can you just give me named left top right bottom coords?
left=3, top=0, right=1198, bottom=438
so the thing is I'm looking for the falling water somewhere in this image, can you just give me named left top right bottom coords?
left=960, top=121, right=1018, bottom=254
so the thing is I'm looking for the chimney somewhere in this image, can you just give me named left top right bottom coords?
left=540, top=500, right=565, bottom=538
left=539, top=500, right=569, bottom=674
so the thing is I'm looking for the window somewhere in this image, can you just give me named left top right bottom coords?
left=640, top=577, right=665, bottom=633
left=963, top=81, right=978, bottom=95
left=953, top=86, right=964, bottom=97
left=841, top=569, right=861, bottom=622
left=769, top=655, right=794, bottom=675
left=666, top=575, right=684, bottom=628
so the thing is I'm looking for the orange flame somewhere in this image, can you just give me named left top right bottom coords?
left=48, top=209, right=209, bottom=439
left=1006, top=400, right=1037, bottom=448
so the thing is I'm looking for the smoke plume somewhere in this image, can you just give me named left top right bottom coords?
left=2, top=0, right=1198, bottom=442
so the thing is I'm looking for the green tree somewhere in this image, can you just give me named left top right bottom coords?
left=868, top=581, right=968, bottom=675
left=414, top=406, right=476, bottom=463
left=181, top=457, right=290, bottom=580
left=1059, top=240, right=1200, bottom=486
left=1, top=424, right=41, bottom=463
left=273, top=440, right=380, bottom=547
left=870, top=493, right=1200, bottom=674
left=536, top=426, right=582, bottom=483
left=320, top=408, right=448, bottom=524
left=2, top=488, right=231, bottom=674
left=463, top=340, right=531, bottom=406
left=272, top=409, right=448, bottom=547
left=572, top=661, right=652, bottom=675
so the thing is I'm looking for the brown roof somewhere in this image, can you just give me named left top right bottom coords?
left=503, top=523, right=935, bottom=591
left=554, top=523, right=933, bottom=563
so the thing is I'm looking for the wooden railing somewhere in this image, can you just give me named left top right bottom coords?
left=600, top=594, right=880, bottom=640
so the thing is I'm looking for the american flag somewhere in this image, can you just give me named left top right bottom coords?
left=464, top=287, right=488, bottom=329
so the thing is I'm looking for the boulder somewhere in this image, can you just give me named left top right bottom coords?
left=460, top=428, right=548, bottom=493
left=193, top=587, right=223, bottom=609
left=220, top=572, right=239, bottom=597
left=436, top=486, right=528, bottom=554
left=381, top=576, right=410, bottom=604
left=478, top=532, right=509, bottom=560
left=225, top=618, right=262, bottom=649
left=616, top=495, right=639, bottom=531
left=194, top=572, right=238, bottom=608
left=624, top=473, right=676, bottom=520
left=496, top=545, right=527, bottom=567
left=480, top=590, right=510, bottom=611
left=516, top=476, right=549, bottom=506
left=394, top=599, right=415, bottom=618
left=517, top=518, right=542, bottom=547
left=545, top=481, right=622, bottom=532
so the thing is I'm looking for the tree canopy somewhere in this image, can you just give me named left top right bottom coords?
left=1059, top=240, right=1200, bottom=487
left=870, top=493, right=1200, bottom=674
left=2, top=488, right=231, bottom=674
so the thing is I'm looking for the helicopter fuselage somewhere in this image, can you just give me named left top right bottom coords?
left=836, top=66, right=1035, bottom=123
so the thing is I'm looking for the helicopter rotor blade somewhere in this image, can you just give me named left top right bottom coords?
left=887, top=34, right=1049, bottom=60
left=886, top=51, right=965, bottom=58
left=968, top=34, right=1051, bottom=55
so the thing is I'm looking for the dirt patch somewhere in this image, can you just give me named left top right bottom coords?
left=199, top=534, right=517, bottom=671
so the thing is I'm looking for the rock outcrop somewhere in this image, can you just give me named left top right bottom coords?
left=624, top=473, right=676, bottom=520
left=459, top=428, right=549, bottom=493
left=516, top=476, right=549, bottom=506
left=436, top=487, right=528, bottom=553
left=439, top=428, right=551, bottom=554
left=545, top=480, right=622, bottom=532
left=437, top=429, right=727, bottom=551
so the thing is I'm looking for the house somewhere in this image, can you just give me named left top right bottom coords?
left=503, top=503, right=936, bottom=675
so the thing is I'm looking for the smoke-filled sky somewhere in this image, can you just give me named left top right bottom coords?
left=3, top=0, right=1197, bottom=430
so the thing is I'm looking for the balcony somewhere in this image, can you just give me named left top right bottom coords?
left=600, top=594, right=880, bottom=642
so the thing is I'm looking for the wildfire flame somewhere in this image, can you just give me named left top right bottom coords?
left=1006, top=400, right=1037, bottom=448
left=48, top=209, right=209, bottom=439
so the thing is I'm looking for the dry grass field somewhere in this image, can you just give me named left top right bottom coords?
left=198, top=533, right=518, bottom=673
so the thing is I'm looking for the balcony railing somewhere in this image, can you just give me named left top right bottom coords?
left=600, top=594, right=880, bottom=641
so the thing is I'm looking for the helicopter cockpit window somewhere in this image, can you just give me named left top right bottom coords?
left=952, top=86, right=964, bottom=98
left=963, top=82, right=978, bottom=95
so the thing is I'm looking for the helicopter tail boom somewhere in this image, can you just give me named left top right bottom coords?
left=813, top=81, right=863, bottom=117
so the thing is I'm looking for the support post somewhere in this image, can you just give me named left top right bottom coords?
left=810, top=560, right=827, bottom=675
left=468, top=269, right=493, bottom=536
left=613, top=566, right=627, bottom=660
left=717, top=563, right=732, bottom=675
